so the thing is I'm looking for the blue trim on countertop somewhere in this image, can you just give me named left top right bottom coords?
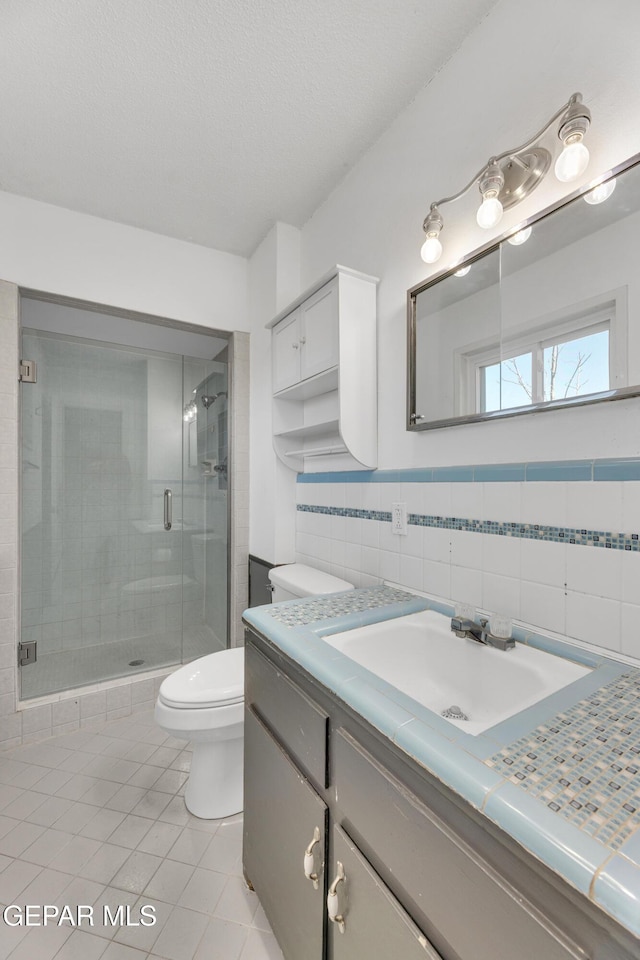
left=297, top=457, right=640, bottom=483
left=242, top=586, right=640, bottom=936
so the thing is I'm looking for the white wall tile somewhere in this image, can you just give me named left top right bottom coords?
left=449, top=482, right=482, bottom=521
left=482, top=534, right=521, bottom=579
left=483, top=483, right=521, bottom=523
left=449, top=529, right=482, bottom=570
left=520, top=539, right=566, bottom=587
left=399, top=555, right=423, bottom=592
left=621, top=603, right=640, bottom=659
left=361, top=483, right=381, bottom=512
left=421, top=483, right=451, bottom=518
left=565, top=482, right=623, bottom=533
left=622, top=482, right=640, bottom=534
left=620, top=551, right=640, bottom=605
left=400, top=524, right=423, bottom=559
left=450, top=566, right=482, bottom=608
left=520, top=581, right=566, bottom=635
left=521, top=482, right=567, bottom=527
left=482, top=573, right=520, bottom=619
left=566, top=592, right=621, bottom=652
left=423, top=559, right=451, bottom=599
left=565, top=546, right=622, bottom=601
left=422, top=528, right=450, bottom=563
left=378, top=550, right=400, bottom=584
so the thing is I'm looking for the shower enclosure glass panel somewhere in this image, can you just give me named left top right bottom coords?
left=20, top=329, right=228, bottom=699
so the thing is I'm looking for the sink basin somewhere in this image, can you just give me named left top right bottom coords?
left=324, top=609, right=590, bottom=734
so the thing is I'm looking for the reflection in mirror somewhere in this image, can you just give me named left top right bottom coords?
left=409, top=153, right=640, bottom=430
left=414, top=249, right=501, bottom=422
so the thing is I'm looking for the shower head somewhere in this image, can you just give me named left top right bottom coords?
left=201, top=391, right=227, bottom=409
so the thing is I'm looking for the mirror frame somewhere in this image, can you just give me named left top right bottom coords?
left=407, top=151, right=640, bottom=431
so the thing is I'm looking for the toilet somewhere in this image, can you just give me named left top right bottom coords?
left=154, top=563, right=354, bottom=819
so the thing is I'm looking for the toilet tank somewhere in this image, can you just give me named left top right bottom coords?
left=268, top=563, right=354, bottom=603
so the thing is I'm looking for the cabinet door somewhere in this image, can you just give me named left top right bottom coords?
left=272, top=309, right=302, bottom=393
left=328, top=825, right=443, bottom=960
left=243, top=707, right=327, bottom=960
left=300, top=279, right=339, bottom=381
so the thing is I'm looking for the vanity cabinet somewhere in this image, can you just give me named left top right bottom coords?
left=268, top=266, right=378, bottom=472
left=243, top=628, right=640, bottom=960
left=243, top=707, right=327, bottom=960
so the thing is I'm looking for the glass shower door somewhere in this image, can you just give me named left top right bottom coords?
left=20, top=331, right=186, bottom=699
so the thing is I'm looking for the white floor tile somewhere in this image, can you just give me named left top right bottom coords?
left=193, top=917, right=248, bottom=960
left=151, top=905, right=209, bottom=960
left=0, top=710, right=282, bottom=960
left=178, top=866, right=226, bottom=915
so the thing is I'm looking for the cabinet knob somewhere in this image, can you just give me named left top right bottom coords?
left=299, top=336, right=306, bottom=345
left=303, top=826, right=321, bottom=890
left=292, top=342, right=300, bottom=349
left=327, top=860, right=346, bottom=933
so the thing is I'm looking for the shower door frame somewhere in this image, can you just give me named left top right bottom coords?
left=17, top=288, right=235, bottom=701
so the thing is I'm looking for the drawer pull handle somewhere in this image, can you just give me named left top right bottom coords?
left=327, top=860, right=346, bottom=933
left=303, top=826, right=321, bottom=889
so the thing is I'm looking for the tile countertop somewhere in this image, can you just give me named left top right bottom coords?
left=242, top=585, right=640, bottom=939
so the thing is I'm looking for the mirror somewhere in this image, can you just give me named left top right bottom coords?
left=408, top=152, right=640, bottom=430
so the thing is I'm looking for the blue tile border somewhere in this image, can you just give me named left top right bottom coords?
left=297, top=504, right=640, bottom=552
left=297, top=456, right=640, bottom=483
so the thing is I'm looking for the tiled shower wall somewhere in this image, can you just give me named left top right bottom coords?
left=295, top=466, right=640, bottom=662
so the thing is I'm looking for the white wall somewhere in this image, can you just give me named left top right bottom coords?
left=248, top=223, right=301, bottom=564
left=0, top=190, right=247, bottom=331
left=300, top=0, right=640, bottom=469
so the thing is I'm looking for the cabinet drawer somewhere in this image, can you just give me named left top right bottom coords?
left=329, top=824, right=443, bottom=960
left=333, top=729, right=583, bottom=960
left=245, top=642, right=329, bottom=789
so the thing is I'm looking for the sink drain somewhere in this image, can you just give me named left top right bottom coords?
left=129, top=659, right=145, bottom=667
left=441, top=704, right=469, bottom=721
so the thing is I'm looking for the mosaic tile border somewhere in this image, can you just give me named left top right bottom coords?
left=266, top=585, right=416, bottom=627
left=485, top=670, right=640, bottom=853
left=297, top=457, right=640, bottom=484
left=297, top=504, right=640, bottom=552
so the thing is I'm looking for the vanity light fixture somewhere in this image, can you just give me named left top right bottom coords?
left=420, top=93, right=591, bottom=264
left=454, top=265, right=471, bottom=277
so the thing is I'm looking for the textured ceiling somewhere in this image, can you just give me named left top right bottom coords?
left=2, top=0, right=498, bottom=256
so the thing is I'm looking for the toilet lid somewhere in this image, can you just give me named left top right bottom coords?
left=159, top=647, right=244, bottom=709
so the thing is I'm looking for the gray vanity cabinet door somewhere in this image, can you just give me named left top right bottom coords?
left=243, top=707, right=327, bottom=960
left=328, top=825, right=444, bottom=960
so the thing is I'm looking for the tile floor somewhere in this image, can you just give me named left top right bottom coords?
left=0, top=709, right=284, bottom=960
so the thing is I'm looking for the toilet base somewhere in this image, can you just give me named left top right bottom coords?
left=184, top=736, right=244, bottom=820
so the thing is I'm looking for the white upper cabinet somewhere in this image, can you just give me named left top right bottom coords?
left=267, top=266, right=378, bottom=472
left=272, top=278, right=339, bottom=394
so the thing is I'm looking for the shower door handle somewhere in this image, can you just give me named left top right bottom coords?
left=164, top=489, right=172, bottom=530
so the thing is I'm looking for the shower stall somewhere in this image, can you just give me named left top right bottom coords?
left=19, top=295, right=230, bottom=700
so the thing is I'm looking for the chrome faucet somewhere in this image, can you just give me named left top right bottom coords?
left=450, top=616, right=515, bottom=651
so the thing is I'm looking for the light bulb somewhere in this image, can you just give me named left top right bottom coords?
left=420, top=235, right=443, bottom=264
left=554, top=140, right=590, bottom=182
left=454, top=265, right=471, bottom=277
left=476, top=196, right=503, bottom=229
left=584, top=178, right=616, bottom=205
left=507, top=226, right=532, bottom=246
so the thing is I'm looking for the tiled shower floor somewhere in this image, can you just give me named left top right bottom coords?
left=0, top=710, right=283, bottom=960
left=20, top=625, right=224, bottom=700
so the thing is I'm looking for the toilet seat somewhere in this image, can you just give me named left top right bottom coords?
left=158, top=647, right=244, bottom=709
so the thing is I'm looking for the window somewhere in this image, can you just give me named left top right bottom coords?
left=458, top=299, right=618, bottom=417
left=480, top=323, right=610, bottom=413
